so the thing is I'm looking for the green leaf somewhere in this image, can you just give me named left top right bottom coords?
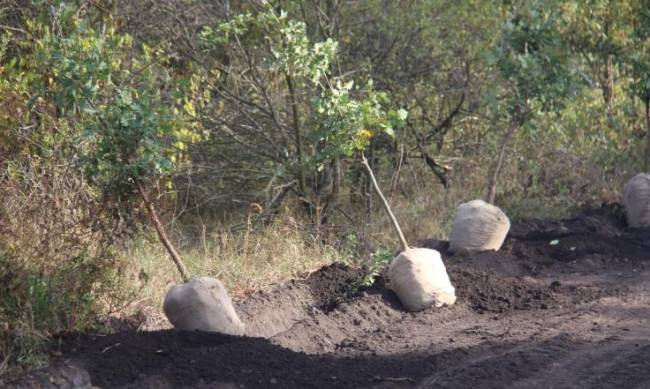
left=397, top=108, right=408, bottom=122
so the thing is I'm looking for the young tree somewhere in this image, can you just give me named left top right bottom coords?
left=556, top=0, right=650, bottom=171
left=201, top=5, right=408, bottom=239
left=628, top=1, right=650, bottom=170
left=199, top=7, right=407, bottom=222
left=560, top=1, right=634, bottom=114
left=486, top=0, right=584, bottom=203
left=24, top=5, right=199, bottom=281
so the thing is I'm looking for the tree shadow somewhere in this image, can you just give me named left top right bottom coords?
left=19, top=329, right=643, bottom=389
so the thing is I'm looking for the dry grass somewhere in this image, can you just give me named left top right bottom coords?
left=122, top=161, right=489, bottom=318
left=0, top=158, right=132, bottom=375
left=120, top=217, right=349, bottom=315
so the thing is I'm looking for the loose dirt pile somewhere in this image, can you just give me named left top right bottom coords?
left=6, top=203, right=650, bottom=388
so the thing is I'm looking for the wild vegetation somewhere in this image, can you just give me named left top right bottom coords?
left=1, top=0, right=649, bottom=374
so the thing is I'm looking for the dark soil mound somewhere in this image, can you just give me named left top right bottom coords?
left=506, top=203, right=650, bottom=278
left=304, top=262, right=366, bottom=312
left=450, top=268, right=556, bottom=313
left=509, top=202, right=628, bottom=239
left=7, top=204, right=650, bottom=388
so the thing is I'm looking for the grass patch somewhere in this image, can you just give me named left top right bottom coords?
left=121, top=218, right=350, bottom=316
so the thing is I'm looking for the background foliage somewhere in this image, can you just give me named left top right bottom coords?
left=1, top=0, right=649, bottom=374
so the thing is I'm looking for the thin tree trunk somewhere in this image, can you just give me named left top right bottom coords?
left=604, top=55, right=614, bottom=119
left=361, top=143, right=374, bottom=246
left=285, top=73, right=306, bottom=196
left=602, top=17, right=614, bottom=121
left=486, top=123, right=518, bottom=204
left=645, top=99, right=650, bottom=172
left=136, top=180, right=190, bottom=282
left=361, top=152, right=409, bottom=252
left=388, top=143, right=405, bottom=205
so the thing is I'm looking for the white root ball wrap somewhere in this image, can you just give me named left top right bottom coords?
left=388, top=248, right=456, bottom=311
left=624, top=173, right=650, bottom=228
left=449, top=199, right=510, bottom=254
left=163, top=277, right=245, bottom=335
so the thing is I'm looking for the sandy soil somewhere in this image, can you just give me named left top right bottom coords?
left=6, top=203, right=650, bottom=388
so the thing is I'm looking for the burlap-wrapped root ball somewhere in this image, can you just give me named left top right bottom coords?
left=388, top=248, right=456, bottom=311
left=449, top=199, right=510, bottom=254
left=624, top=173, right=650, bottom=228
left=163, top=277, right=245, bottom=335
